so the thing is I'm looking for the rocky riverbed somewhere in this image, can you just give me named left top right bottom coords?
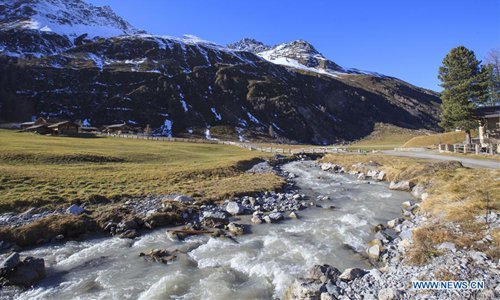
left=285, top=161, right=499, bottom=300
left=0, top=158, right=417, bottom=299
left=2, top=158, right=496, bottom=299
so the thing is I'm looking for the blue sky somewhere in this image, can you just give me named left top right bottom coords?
left=89, top=0, right=499, bottom=91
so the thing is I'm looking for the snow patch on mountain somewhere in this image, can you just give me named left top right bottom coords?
left=227, top=38, right=270, bottom=53
left=0, top=0, right=144, bottom=39
left=211, top=107, right=222, bottom=121
left=231, top=39, right=388, bottom=79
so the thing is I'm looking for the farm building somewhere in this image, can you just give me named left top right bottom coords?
left=19, top=117, right=47, bottom=129
left=23, top=124, right=52, bottom=135
left=104, top=123, right=137, bottom=134
left=79, top=126, right=100, bottom=133
left=476, top=106, right=500, bottom=146
left=47, top=121, right=79, bottom=135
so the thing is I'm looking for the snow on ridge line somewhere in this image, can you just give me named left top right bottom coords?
left=1, top=0, right=143, bottom=39
left=257, top=51, right=386, bottom=79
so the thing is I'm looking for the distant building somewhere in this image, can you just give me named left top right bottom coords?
left=20, top=117, right=47, bottom=129
left=79, top=126, right=100, bottom=133
left=47, top=121, right=79, bottom=135
left=23, top=124, right=52, bottom=135
left=104, top=123, right=136, bottom=134
left=21, top=118, right=80, bottom=135
left=19, top=121, right=35, bottom=129
left=476, top=106, right=500, bottom=146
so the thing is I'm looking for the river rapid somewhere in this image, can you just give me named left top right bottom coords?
left=14, top=161, right=412, bottom=300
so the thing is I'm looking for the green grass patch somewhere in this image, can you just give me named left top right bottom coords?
left=0, top=129, right=284, bottom=212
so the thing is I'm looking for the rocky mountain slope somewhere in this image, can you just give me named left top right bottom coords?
left=0, top=0, right=441, bottom=144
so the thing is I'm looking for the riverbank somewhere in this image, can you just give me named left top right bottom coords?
left=1, top=158, right=414, bottom=299
left=285, top=154, right=499, bottom=299
left=1, top=150, right=498, bottom=299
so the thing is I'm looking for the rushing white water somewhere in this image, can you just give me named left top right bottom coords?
left=13, top=161, right=412, bottom=300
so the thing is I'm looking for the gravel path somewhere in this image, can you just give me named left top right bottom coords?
left=382, top=150, right=500, bottom=169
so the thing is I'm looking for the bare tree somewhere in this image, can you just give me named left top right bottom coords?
left=484, top=48, right=500, bottom=106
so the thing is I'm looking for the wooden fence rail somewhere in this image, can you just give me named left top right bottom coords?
left=99, top=133, right=347, bottom=155
left=438, top=143, right=498, bottom=155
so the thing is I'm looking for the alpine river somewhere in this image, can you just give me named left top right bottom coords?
left=15, top=161, right=412, bottom=300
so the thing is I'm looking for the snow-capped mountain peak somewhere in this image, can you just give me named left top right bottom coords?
left=257, top=39, right=345, bottom=76
left=227, top=38, right=270, bottom=53
left=0, top=0, right=145, bottom=39
left=226, top=38, right=387, bottom=79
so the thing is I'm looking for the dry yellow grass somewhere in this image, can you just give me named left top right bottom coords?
left=0, top=129, right=284, bottom=212
left=402, top=131, right=478, bottom=148
left=436, top=152, right=500, bottom=162
left=321, top=153, right=499, bottom=221
left=408, top=226, right=450, bottom=265
left=347, top=123, right=431, bottom=150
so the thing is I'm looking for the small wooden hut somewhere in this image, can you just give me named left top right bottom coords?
left=47, top=121, right=79, bottom=135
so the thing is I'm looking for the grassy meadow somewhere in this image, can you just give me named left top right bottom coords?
left=345, top=123, right=431, bottom=150
left=0, top=129, right=283, bottom=212
left=402, top=130, right=476, bottom=148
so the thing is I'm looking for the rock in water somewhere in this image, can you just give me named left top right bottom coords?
left=402, top=200, right=415, bottom=208
left=66, top=204, right=85, bottom=215
left=320, top=163, right=333, bottom=171
left=202, top=211, right=228, bottom=222
left=227, top=222, right=244, bottom=235
left=367, top=244, right=381, bottom=260
left=225, top=202, right=243, bottom=215
left=357, top=173, right=366, bottom=180
left=285, top=278, right=323, bottom=300
left=339, top=268, right=367, bottom=281
left=0, top=252, right=20, bottom=272
left=251, top=213, right=263, bottom=224
left=389, top=181, right=414, bottom=191
left=366, top=170, right=378, bottom=178
left=119, top=229, right=139, bottom=239
left=139, top=249, right=177, bottom=264
left=264, top=212, right=284, bottom=223
left=308, top=264, right=341, bottom=283
left=386, top=218, right=403, bottom=229
left=5, top=257, right=46, bottom=287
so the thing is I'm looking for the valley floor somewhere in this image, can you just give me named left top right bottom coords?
left=0, top=129, right=283, bottom=213
left=0, top=130, right=498, bottom=299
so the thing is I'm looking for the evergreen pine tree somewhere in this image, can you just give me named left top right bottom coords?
left=438, top=46, right=488, bottom=143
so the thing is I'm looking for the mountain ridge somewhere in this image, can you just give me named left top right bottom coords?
left=0, top=0, right=441, bottom=144
left=0, top=0, right=143, bottom=38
